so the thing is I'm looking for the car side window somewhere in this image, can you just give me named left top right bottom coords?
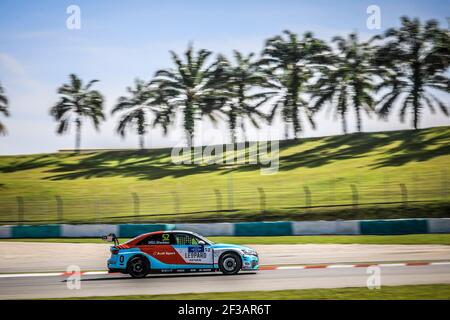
left=137, top=233, right=174, bottom=245
left=174, top=233, right=200, bottom=245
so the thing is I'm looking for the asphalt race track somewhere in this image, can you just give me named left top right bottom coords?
left=1, top=242, right=450, bottom=299
left=0, top=264, right=449, bottom=299
left=2, top=242, right=450, bottom=273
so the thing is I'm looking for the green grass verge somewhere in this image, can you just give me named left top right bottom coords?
left=54, top=284, right=450, bottom=300
left=2, top=234, right=450, bottom=245
left=1, top=126, right=450, bottom=224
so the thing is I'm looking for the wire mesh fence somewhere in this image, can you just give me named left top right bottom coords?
left=0, top=169, right=449, bottom=225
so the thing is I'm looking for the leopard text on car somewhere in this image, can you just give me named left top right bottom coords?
left=103, top=230, right=259, bottom=278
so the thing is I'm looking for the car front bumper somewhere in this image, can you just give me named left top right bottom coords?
left=242, top=254, right=259, bottom=270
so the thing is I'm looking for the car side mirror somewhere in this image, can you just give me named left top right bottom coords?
left=198, top=240, right=206, bottom=245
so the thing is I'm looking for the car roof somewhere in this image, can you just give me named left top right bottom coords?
left=123, top=230, right=199, bottom=246
left=120, top=230, right=210, bottom=247
left=140, top=230, right=197, bottom=237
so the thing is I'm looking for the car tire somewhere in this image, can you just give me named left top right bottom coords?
left=219, top=252, right=241, bottom=275
left=127, top=256, right=150, bottom=278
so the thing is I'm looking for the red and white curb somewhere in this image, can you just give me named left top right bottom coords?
left=256, top=261, right=450, bottom=271
left=1, top=261, right=449, bottom=279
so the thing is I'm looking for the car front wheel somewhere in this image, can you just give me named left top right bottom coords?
left=219, top=252, right=241, bottom=275
left=127, top=256, right=150, bottom=278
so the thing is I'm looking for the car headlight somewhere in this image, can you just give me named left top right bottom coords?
left=242, top=249, right=258, bottom=256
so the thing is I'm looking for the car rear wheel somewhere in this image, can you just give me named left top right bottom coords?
left=219, top=252, right=241, bottom=275
left=127, top=256, right=150, bottom=278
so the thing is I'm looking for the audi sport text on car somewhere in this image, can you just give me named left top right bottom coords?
left=104, top=230, right=259, bottom=278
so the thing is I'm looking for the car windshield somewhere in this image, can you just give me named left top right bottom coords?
left=193, top=232, right=214, bottom=245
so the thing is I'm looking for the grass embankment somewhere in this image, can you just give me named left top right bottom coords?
left=1, top=126, right=449, bottom=224
left=2, top=234, right=450, bottom=245
left=55, top=284, right=450, bottom=300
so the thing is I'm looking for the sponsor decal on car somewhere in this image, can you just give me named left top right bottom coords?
left=185, top=246, right=207, bottom=260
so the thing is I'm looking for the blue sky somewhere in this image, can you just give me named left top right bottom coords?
left=0, top=0, right=449, bottom=154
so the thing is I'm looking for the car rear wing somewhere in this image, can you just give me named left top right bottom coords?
left=102, top=233, right=119, bottom=246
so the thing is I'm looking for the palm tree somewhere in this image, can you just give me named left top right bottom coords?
left=112, top=79, right=176, bottom=149
left=112, top=79, right=151, bottom=149
left=261, top=30, right=330, bottom=139
left=310, top=33, right=376, bottom=134
left=213, top=51, right=277, bottom=143
left=374, top=17, right=450, bottom=129
left=50, top=74, right=105, bottom=152
left=151, top=45, right=219, bottom=146
left=0, top=82, right=9, bottom=135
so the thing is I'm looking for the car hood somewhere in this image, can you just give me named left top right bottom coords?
left=211, top=243, right=254, bottom=251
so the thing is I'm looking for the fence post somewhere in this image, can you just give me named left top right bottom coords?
left=350, top=184, right=359, bottom=209
left=172, top=191, right=180, bottom=214
left=214, top=189, right=223, bottom=212
left=17, top=196, right=24, bottom=225
left=257, top=187, right=266, bottom=213
left=132, top=193, right=140, bottom=223
left=303, top=186, right=311, bottom=212
left=227, top=173, right=234, bottom=210
left=400, top=183, right=408, bottom=208
left=55, top=195, right=63, bottom=224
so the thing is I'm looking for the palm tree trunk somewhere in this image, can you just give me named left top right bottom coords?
left=412, top=91, right=420, bottom=130
left=186, top=130, right=194, bottom=147
left=292, top=107, right=300, bottom=140
left=355, top=106, right=362, bottom=133
left=185, top=129, right=194, bottom=163
left=75, top=118, right=81, bottom=152
left=139, top=134, right=144, bottom=150
left=341, top=112, right=348, bottom=135
left=230, top=131, right=236, bottom=145
left=184, top=97, right=195, bottom=147
left=284, top=123, right=289, bottom=140
left=229, top=112, right=237, bottom=145
left=412, top=60, right=421, bottom=130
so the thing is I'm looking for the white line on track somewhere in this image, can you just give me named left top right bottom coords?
left=0, top=272, right=63, bottom=278
left=0, top=261, right=449, bottom=279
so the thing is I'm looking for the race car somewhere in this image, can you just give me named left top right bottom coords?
left=104, top=230, right=259, bottom=278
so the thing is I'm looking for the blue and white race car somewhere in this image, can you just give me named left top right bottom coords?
left=104, top=230, right=259, bottom=278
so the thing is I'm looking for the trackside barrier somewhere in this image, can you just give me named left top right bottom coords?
left=61, top=224, right=119, bottom=237
left=0, top=218, right=449, bottom=238
left=359, top=218, right=428, bottom=235
left=292, top=220, right=360, bottom=235
left=234, top=221, right=292, bottom=236
left=0, top=226, right=11, bottom=238
left=12, top=225, right=60, bottom=238
left=427, top=218, right=450, bottom=233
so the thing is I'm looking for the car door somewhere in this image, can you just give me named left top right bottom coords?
left=172, top=232, right=214, bottom=269
left=136, top=233, right=186, bottom=269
